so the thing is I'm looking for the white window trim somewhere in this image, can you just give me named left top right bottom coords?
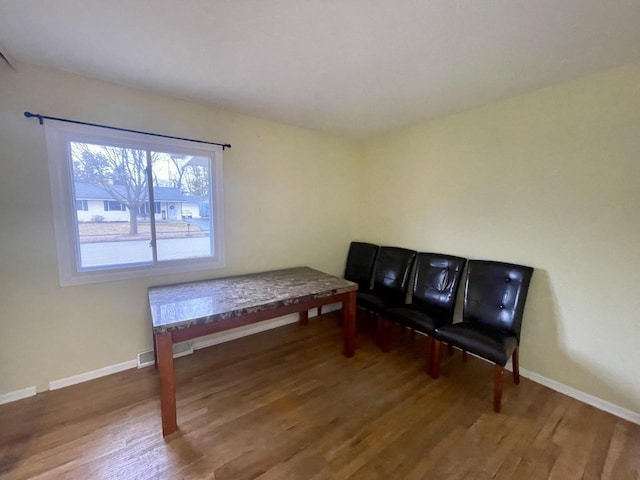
left=45, top=121, right=225, bottom=286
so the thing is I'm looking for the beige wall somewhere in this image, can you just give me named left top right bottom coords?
left=358, top=65, right=640, bottom=413
left=0, top=64, right=360, bottom=394
left=1, top=62, right=639, bottom=416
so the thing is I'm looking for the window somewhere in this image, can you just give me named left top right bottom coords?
left=139, top=202, right=161, bottom=215
left=45, top=121, right=225, bottom=286
left=103, top=200, right=127, bottom=211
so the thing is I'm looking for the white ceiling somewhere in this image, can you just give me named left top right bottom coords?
left=1, top=1, right=639, bottom=138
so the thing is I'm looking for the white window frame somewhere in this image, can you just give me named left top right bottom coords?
left=45, top=121, right=225, bottom=286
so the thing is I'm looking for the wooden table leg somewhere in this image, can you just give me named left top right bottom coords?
left=342, top=291, right=356, bottom=357
left=156, top=332, right=177, bottom=437
left=299, top=309, right=309, bottom=326
left=153, top=331, right=158, bottom=368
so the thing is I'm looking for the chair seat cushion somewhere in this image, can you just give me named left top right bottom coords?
left=357, top=291, right=400, bottom=313
left=384, top=306, right=438, bottom=334
left=434, top=323, right=517, bottom=366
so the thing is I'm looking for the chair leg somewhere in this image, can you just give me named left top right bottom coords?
left=493, top=364, right=504, bottom=413
left=383, top=318, right=392, bottom=352
left=375, top=315, right=384, bottom=348
left=512, top=347, right=520, bottom=384
left=425, top=336, right=434, bottom=375
left=462, top=350, right=468, bottom=362
left=431, top=340, right=442, bottom=379
left=376, top=315, right=391, bottom=352
left=410, top=329, right=416, bottom=342
left=318, top=305, right=322, bottom=316
left=447, top=344, right=454, bottom=356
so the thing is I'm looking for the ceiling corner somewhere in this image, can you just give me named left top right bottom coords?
left=0, top=40, right=16, bottom=69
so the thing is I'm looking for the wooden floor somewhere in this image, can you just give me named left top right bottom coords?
left=1, top=312, right=639, bottom=480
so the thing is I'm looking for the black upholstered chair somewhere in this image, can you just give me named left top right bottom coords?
left=344, top=242, right=380, bottom=291
left=432, top=260, right=533, bottom=412
left=383, top=253, right=466, bottom=372
left=356, top=247, right=417, bottom=337
left=319, top=242, right=379, bottom=316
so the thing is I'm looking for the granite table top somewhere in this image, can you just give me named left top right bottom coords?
left=149, top=267, right=357, bottom=334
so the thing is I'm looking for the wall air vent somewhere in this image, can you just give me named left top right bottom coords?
left=137, top=341, right=193, bottom=368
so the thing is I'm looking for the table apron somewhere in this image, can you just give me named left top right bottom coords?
left=162, top=292, right=353, bottom=344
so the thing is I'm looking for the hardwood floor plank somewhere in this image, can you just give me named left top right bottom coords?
left=1, top=313, right=638, bottom=479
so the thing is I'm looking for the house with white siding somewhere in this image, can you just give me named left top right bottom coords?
left=73, top=183, right=203, bottom=222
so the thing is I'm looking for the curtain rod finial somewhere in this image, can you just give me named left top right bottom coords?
left=24, top=111, right=43, bottom=124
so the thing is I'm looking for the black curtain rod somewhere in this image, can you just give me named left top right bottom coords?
left=24, top=111, right=231, bottom=150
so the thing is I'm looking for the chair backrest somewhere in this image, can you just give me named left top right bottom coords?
left=463, top=260, right=534, bottom=340
left=344, top=242, right=379, bottom=290
left=372, top=246, right=417, bottom=303
left=412, top=252, right=466, bottom=323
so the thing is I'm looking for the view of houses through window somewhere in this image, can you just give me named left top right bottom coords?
left=70, top=141, right=215, bottom=269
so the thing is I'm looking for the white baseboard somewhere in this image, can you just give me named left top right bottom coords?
left=0, top=386, right=37, bottom=405
left=43, top=304, right=343, bottom=391
left=48, top=359, right=137, bottom=391
left=29, top=305, right=640, bottom=427
left=448, top=347, right=640, bottom=425
left=518, top=368, right=640, bottom=426
left=137, top=340, right=194, bottom=368
left=193, top=314, right=301, bottom=350
left=193, top=303, right=341, bottom=350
